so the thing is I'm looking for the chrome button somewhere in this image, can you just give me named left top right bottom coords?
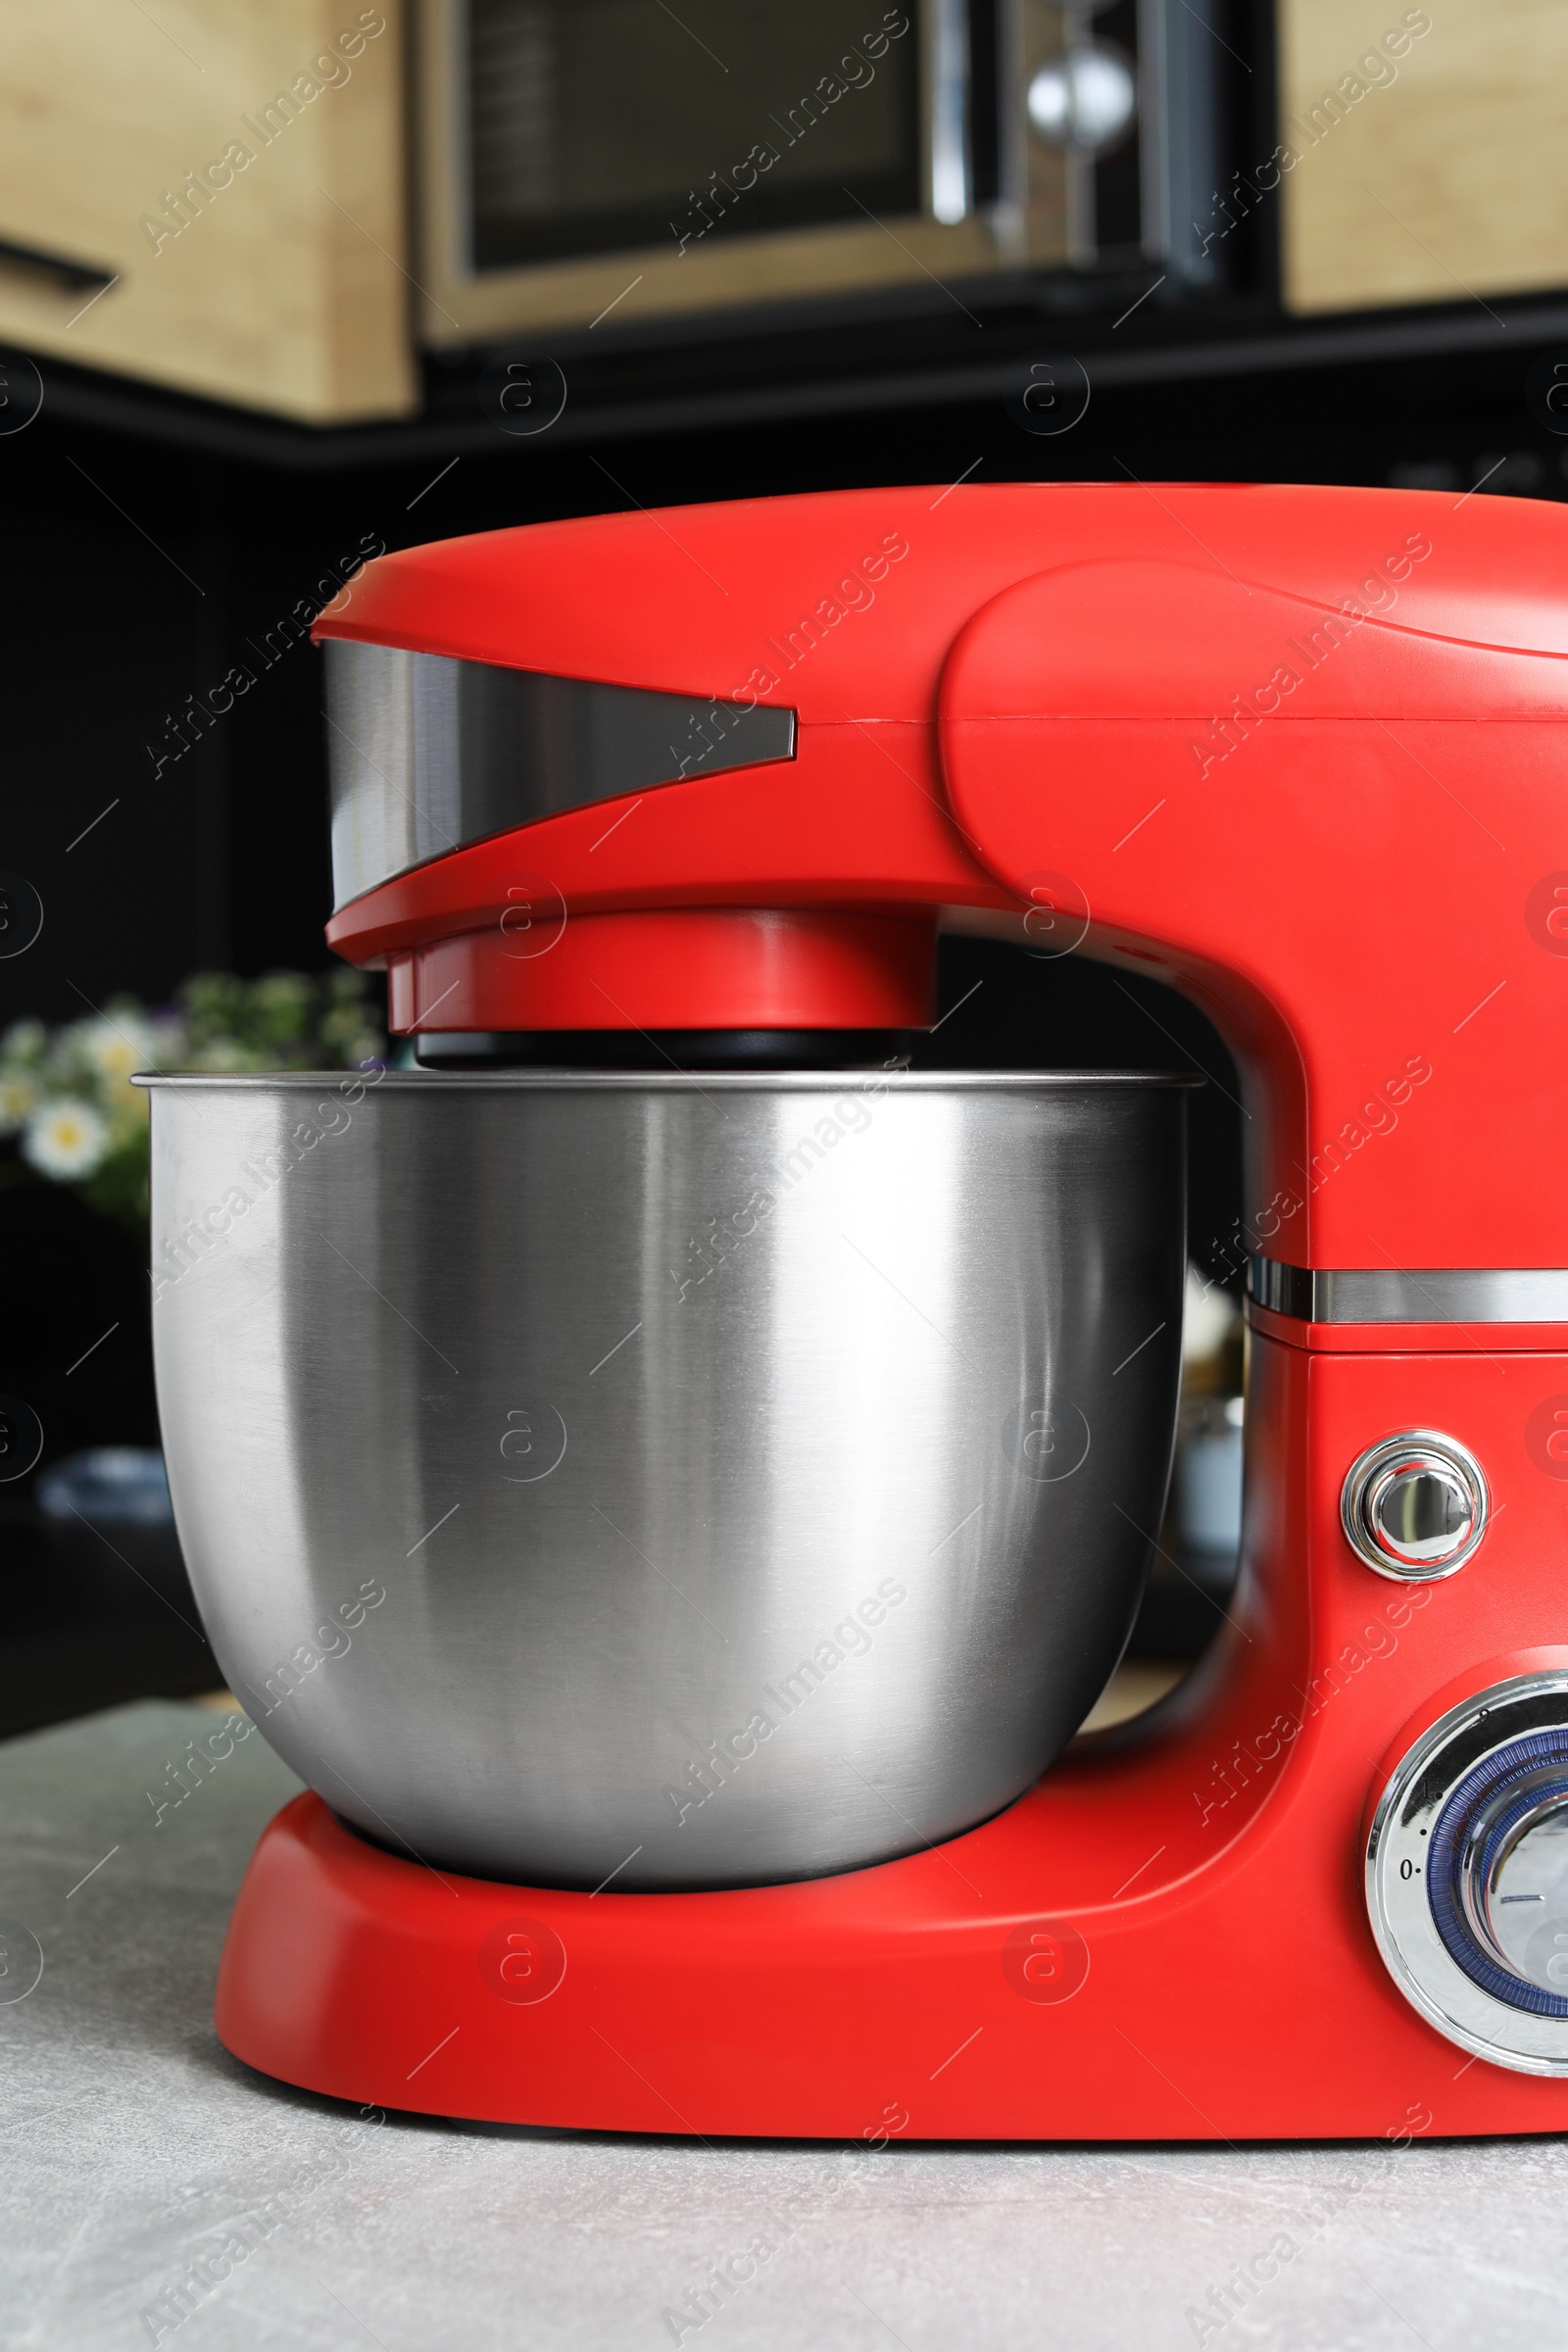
left=1367, top=1456, right=1475, bottom=1565
left=1342, top=1431, right=1488, bottom=1580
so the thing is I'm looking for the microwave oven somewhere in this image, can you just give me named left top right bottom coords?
left=413, top=0, right=1225, bottom=347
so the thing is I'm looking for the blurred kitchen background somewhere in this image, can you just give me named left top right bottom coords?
left=2, top=0, right=1564, bottom=1735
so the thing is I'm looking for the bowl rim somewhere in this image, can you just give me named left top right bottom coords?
left=132, top=1067, right=1203, bottom=1092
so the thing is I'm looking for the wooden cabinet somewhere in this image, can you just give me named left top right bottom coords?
left=0, top=0, right=414, bottom=422
left=1280, top=0, right=1568, bottom=315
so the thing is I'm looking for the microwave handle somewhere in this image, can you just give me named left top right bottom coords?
left=929, top=0, right=972, bottom=221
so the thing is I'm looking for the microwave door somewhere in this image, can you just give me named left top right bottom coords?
left=421, top=0, right=1044, bottom=338
left=467, top=0, right=926, bottom=271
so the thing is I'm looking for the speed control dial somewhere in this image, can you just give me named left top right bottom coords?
left=1367, top=1674, right=1568, bottom=2074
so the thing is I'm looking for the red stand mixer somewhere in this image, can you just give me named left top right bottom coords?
left=176, top=482, right=1568, bottom=2137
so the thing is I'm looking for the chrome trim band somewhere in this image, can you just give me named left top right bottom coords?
left=1249, top=1256, right=1568, bottom=1325
left=324, top=640, right=796, bottom=910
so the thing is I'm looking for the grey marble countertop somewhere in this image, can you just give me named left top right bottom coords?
left=2, top=1700, right=1565, bottom=2350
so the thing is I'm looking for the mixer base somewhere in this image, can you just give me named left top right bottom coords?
left=217, top=1786, right=1568, bottom=2139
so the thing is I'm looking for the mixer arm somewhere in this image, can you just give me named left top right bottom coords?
left=940, top=556, right=1568, bottom=1272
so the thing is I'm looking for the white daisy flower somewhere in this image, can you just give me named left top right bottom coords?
left=23, top=1098, right=109, bottom=1179
left=78, top=1014, right=158, bottom=1086
left=1, top=1018, right=46, bottom=1061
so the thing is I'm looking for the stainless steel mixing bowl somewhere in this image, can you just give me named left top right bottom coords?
left=142, top=1069, right=1190, bottom=1888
